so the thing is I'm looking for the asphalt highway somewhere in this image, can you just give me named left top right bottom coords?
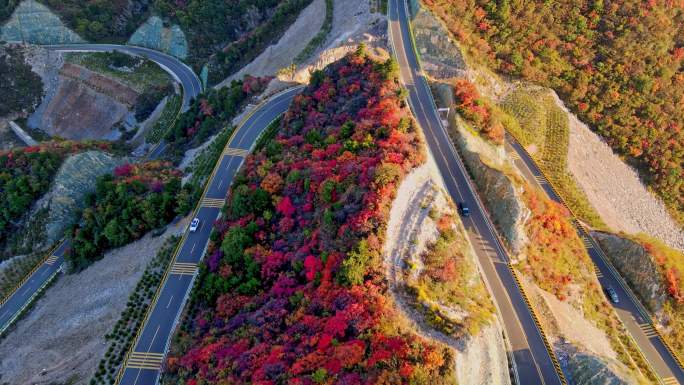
left=117, top=86, right=303, bottom=385
left=0, top=241, right=68, bottom=336
left=389, top=0, right=565, bottom=384
left=506, top=135, right=684, bottom=385
left=46, top=44, right=202, bottom=109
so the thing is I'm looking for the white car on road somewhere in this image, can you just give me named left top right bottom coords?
left=189, top=218, right=200, bottom=232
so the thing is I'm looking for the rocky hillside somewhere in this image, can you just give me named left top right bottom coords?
left=0, top=0, right=84, bottom=44
left=4, top=150, right=122, bottom=256
left=41, top=151, right=123, bottom=244
left=0, top=141, right=112, bottom=257
left=0, top=45, right=43, bottom=119
left=450, top=112, right=529, bottom=254
left=128, top=16, right=188, bottom=59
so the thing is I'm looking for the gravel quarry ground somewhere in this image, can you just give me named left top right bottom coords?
left=0, top=221, right=185, bottom=385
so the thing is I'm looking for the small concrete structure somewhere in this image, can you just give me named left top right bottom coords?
left=9, top=121, right=38, bottom=146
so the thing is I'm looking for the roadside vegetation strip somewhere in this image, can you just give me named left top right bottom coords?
left=501, top=90, right=606, bottom=230
left=293, top=0, right=333, bottom=64
left=494, top=103, right=662, bottom=381
left=91, top=237, right=179, bottom=385
left=179, top=126, right=236, bottom=211
left=114, top=87, right=302, bottom=384
left=65, top=51, right=173, bottom=93
left=146, top=94, right=183, bottom=144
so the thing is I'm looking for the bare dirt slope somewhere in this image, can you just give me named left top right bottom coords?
left=217, top=0, right=326, bottom=86
left=561, top=93, right=684, bottom=250
left=26, top=49, right=143, bottom=142
left=29, top=63, right=139, bottom=141
left=0, top=222, right=185, bottom=385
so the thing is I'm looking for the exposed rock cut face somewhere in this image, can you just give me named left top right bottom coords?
left=0, top=0, right=84, bottom=44
left=29, top=64, right=138, bottom=141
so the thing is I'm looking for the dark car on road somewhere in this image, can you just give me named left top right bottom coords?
left=458, top=202, right=470, bottom=217
left=605, top=285, right=619, bottom=303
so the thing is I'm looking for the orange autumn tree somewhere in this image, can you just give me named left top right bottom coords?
left=453, top=78, right=504, bottom=144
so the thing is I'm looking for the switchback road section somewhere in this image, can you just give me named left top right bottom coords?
left=46, top=44, right=202, bottom=109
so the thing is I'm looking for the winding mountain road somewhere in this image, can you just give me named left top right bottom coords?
left=0, top=43, right=202, bottom=338
left=46, top=44, right=202, bottom=109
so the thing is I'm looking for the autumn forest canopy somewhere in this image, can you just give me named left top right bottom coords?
left=424, top=0, right=684, bottom=223
left=164, top=50, right=457, bottom=384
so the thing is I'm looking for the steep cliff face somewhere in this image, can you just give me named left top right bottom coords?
left=592, top=231, right=668, bottom=313
left=411, top=6, right=467, bottom=80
